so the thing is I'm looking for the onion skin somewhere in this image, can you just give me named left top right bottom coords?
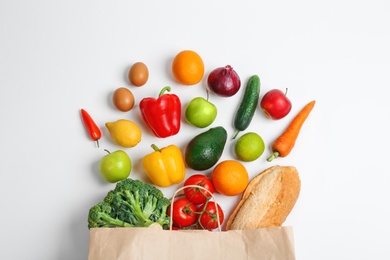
left=207, top=65, right=241, bottom=97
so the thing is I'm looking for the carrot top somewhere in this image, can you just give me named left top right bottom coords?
left=267, top=100, right=315, bottom=162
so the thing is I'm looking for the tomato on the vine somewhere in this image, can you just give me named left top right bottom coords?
left=168, top=198, right=197, bottom=228
left=183, top=174, right=215, bottom=205
left=198, top=201, right=224, bottom=230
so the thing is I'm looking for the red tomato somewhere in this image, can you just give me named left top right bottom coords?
left=168, top=198, right=197, bottom=228
left=183, top=174, right=215, bottom=205
left=198, top=201, right=224, bottom=230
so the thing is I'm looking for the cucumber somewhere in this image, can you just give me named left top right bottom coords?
left=233, top=75, right=261, bottom=139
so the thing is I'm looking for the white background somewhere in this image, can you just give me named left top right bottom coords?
left=1, top=0, right=389, bottom=259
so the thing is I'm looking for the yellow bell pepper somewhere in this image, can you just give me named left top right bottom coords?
left=142, top=144, right=186, bottom=187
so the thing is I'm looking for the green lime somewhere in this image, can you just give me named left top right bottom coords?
left=234, top=132, right=265, bottom=162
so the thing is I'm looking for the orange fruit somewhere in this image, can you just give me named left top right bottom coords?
left=172, top=50, right=204, bottom=85
left=211, top=160, right=249, bottom=196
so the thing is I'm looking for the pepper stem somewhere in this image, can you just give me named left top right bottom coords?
left=158, top=86, right=171, bottom=97
left=151, top=144, right=161, bottom=152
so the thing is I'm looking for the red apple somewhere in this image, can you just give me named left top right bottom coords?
left=260, top=88, right=292, bottom=120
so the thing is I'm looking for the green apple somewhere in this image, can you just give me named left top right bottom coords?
left=99, top=150, right=131, bottom=183
left=185, top=97, right=217, bottom=128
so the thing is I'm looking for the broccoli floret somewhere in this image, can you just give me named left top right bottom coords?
left=87, top=201, right=134, bottom=228
left=88, top=178, right=171, bottom=230
left=151, top=196, right=170, bottom=229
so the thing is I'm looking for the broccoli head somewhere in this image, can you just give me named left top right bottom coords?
left=87, top=201, right=134, bottom=228
left=88, top=178, right=171, bottom=230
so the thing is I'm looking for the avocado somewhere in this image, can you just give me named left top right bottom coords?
left=185, top=126, right=227, bottom=170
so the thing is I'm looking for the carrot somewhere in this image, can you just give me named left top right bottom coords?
left=267, top=100, right=316, bottom=162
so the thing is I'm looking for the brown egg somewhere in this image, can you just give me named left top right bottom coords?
left=128, top=62, right=149, bottom=86
left=112, top=87, right=135, bottom=112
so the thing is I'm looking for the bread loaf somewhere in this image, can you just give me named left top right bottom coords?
left=226, top=165, right=300, bottom=230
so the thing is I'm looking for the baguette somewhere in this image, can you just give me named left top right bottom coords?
left=226, top=165, right=300, bottom=230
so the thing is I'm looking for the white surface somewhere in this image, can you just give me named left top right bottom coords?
left=1, top=1, right=389, bottom=259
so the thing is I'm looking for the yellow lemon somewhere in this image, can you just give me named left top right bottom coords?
left=105, top=119, right=142, bottom=148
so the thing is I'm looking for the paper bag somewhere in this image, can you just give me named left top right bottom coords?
left=88, top=226, right=295, bottom=260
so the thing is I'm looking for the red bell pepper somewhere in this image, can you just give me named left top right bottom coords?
left=139, top=86, right=181, bottom=138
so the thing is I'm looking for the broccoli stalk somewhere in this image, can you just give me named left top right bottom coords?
left=88, top=179, right=171, bottom=229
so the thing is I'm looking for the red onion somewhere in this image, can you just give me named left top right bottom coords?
left=207, top=65, right=241, bottom=97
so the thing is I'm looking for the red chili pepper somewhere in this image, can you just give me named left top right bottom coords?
left=80, top=108, right=102, bottom=147
left=139, top=86, right=181, bottom=138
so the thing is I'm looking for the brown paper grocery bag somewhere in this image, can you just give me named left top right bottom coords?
left=88, top=226, right=295, bottom=260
